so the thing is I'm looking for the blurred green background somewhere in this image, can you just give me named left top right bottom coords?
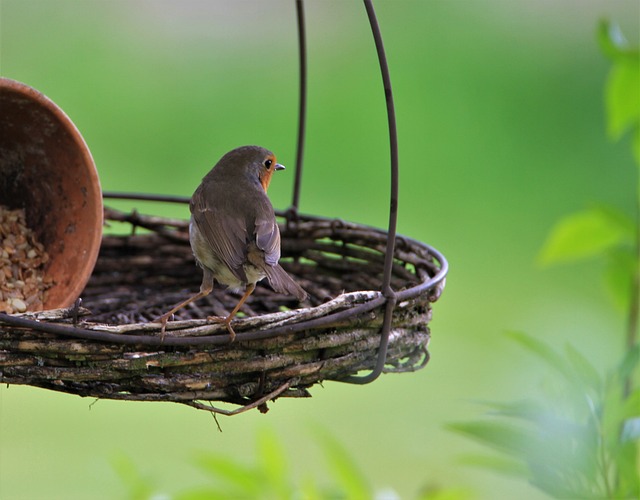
left=1, top=1, right=638, bottom=498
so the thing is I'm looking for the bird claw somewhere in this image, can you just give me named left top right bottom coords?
left=206, top=315, right=236, bottom=342
left=156, top=313, right=173, bottom=342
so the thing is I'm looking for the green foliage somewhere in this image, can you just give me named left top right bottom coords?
left=539, top=21, right=639, bottom=312
left=538, top=205, right=637, bottom=310
left=112, top=427, right=371, bottom=499
left=312, top=427, right=371, bottom=499
left=171, top=428, right=303, bottom=499
left=416, top=486, right=475, bottom=500
left=111, top=453, right=157, bottom=500
left=452, top=20, right=640, bottom=500
left=257, top=428, right=293, bottom=499
left=113, top=426, right=471, bottom=500
left=538, top=205, right=635, bottom=265
left=450, top=334, right=640, bottom=499
left=598, top=20, right=640, bottom=164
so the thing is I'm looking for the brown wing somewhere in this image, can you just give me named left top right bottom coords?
left=190, top=183, right=248, bottom=282
left=251, top=198, right=307, bottom=301
left=254, top=197, right=281, bottom=267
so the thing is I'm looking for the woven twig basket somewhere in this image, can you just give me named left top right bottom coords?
left=0, top=1, right=449, bottom=415
left=0, top=206, right=446, bottom=414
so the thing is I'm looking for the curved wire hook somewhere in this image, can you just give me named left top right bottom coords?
left=339, top=0, right=400, bottom=385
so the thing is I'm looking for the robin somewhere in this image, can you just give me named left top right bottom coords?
left=158, top=145, right=307, bottom=340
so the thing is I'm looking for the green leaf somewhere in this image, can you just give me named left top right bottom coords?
left=298, top=475, right=323, bottom=500
left=604, top=247, right=637, bottom=311
left=482, top=399, right=546, bottom=423
left=563, top=343, right=603, bottom=396
left=598, top=20, right=634, bottom=61
left=192, top=454, right=262, bottom=497
left=418, top=485, right=476, bottom=500
left=606, top=61, right=640, bottom=141
left=110, top=452, right=156, bottom=500
left=457, top=453, right=528, bottom=478
left=538, top=206, right=634, bottom=266
left=505, top=331, right=571, bottom=379
left=599, top=20, right=640, bottom=167
left=598, top=20, right=640, bottom=67
left=314, top=427, right=370, bottom=500
left=616, top=344, right=640, bottom=383
left=601, top=351, right=639, bottom=451
left=256, top=428, right=291, bottom=498
left=602, top=377, right=628, bottom=450
left=620, top=394, right=640, bottom=427
left=613, top=438, right=640, bottom=498
left=175, top=487, right=241, bottom=500
left=505, top=333, right=602, bottom=414
left=621, top=416, right=640, bottom=441
left=447, top=420, right=534, bottom=457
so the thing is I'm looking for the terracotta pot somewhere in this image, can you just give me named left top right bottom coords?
left=0, top=77, right=103, bottom=310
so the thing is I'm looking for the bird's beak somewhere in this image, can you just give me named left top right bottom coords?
left=275, top=163, right=285, bottom=171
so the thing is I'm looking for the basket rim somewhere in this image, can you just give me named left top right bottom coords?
left=0, top=206, right=447, bottom=347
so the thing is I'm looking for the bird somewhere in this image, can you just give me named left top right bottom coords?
left=157, top=145, right=307, bottom=341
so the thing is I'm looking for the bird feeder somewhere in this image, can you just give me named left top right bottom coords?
left=0, top=0, right=447, bottom=415
left=0, top=77, right=103, bottom=311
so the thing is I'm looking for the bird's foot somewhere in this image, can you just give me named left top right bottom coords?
left=156, top=313, right=174, bottom=342
left=206, top=315, right=236, bottom=342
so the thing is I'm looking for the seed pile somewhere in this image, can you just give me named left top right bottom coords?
left=0, top=205, right=53, bottom=313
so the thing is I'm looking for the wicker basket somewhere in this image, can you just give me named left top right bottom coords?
left=0, top=205, right=446, bottom=414
left=0, top=1, right=448, bottom=415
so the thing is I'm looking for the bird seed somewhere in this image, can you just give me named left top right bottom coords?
left=0, top=205, right=53, bottom=313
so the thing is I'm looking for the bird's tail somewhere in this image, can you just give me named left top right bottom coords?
left=264, top=264, right=307, bottom=301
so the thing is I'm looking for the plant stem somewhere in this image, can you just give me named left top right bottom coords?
left=624, top=164, right=640, bottom=398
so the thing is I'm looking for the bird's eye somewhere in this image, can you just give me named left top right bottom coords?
left=264, top=159, right=273, bottom=169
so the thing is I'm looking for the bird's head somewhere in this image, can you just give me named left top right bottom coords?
left=215, top=145, right=285, bottom=192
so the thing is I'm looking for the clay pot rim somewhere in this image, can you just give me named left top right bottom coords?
left=0, top=77, right=103, bottom=309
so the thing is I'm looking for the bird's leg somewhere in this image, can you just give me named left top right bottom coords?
left=208, top=283, right=256, bottom=342
left=157, top=268, right=214, bottom=339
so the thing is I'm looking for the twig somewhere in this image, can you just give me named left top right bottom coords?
left=178, top=380, right=293, bottom=416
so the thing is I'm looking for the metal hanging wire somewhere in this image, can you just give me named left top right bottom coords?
left=341, top=0, right=401, bottom=384
left=290, top=0, right=307, bottom=214
left=289, top=0, right=402, bottom=384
